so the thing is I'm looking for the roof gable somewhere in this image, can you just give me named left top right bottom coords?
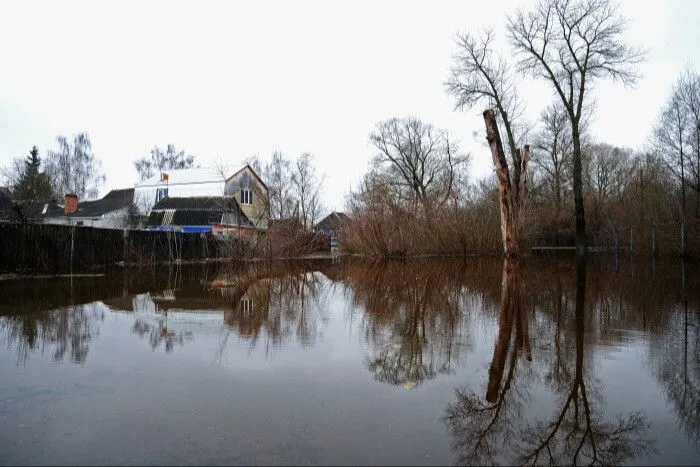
left=226, top=165, right=268, bottom=192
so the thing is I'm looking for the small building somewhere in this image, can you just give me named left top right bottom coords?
left=43, top=189, right=136, bottom=229
left=146, top=196, right=252, bottom=234
left=313, top=211, right=349, bottom=236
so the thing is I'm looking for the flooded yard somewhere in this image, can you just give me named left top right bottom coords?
left=0, top=257, right=698, bottom=465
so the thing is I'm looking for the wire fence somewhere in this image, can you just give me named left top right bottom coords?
left=530, top=219, right=700, bottom=258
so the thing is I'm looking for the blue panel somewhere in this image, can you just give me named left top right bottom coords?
left=181, top=225, right=212, bottom=233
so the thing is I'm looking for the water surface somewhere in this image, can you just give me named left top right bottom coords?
left=0, top=257, right=698, bottom=465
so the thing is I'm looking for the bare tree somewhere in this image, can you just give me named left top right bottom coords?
left=134, top=144, right=196, bottom=182
left=532, top=102, right=573, bottom=217
left=1, top=156, right=28, bottom=195
left=507, top=0, right=645, bottom=255
left=263, top=151, right=296, bottom=220
left=291, top=152, right=324, bottom=230
left=583, top=143, right=634, bottom=199
left=369, top=117, right=468, bottom=212
left=46, top=133, right=106, bottom=200
left=681, top=69, right=700, bottom=217
left=652, top=72, right=692, bottom=216
left=446, top=30, right=530, bottom=256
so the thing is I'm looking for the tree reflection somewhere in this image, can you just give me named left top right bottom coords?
left=443, top=259, right=533, bottom=464
left=341, top=260, right=474, bottom=388
left=0, top=302, right=104, bottom=365
left=222, top=267, right=329, bottom=354
left=648, top=262, right=700, bottom=447
left=515, top=258, right=652, bottom=465
left=444, top=257, right=654, bottom=465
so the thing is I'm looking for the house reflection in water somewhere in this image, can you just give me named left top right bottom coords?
left=223, top=278, right=272, bottom=341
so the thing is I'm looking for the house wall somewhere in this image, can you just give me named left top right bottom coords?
left=225, top=168, right=269, bottom=229
left=43, top=208, right=131, bottom=230
left=93, top=208, right=131, bottom=229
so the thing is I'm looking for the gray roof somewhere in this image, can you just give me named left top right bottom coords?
left=148, top=196, right=251, bottom=227
left=314, top=211, right=349, bottom=232
left=49, top=189, right=135, bottom=219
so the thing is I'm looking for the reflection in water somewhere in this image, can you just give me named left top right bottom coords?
left=223, top=270, right=328, bottom=351
left=0, top=303, right=104, bottom=365
left=340, top=260, right=478, bottom=388
left=0, top=257, right=698, bottom=464
left=444, top=258, right=655, bottom=465
left=648, top=262, right=700, bottom=447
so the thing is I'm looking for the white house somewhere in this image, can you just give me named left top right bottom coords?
left=134, top=168, right=228, bottom=215
left=134, top=165, right=270, bottom=229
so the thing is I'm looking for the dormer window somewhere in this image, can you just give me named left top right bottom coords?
left=241, top=188, right=253, bottom=205
left=156, top=188, right=168, bottom=202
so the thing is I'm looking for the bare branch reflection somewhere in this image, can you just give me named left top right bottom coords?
left=443, top=259, right=532, bottom=464
left=444, top=258, right=655, bottom=465
left=1, top=302, right=104, bottom=365
left=340, top=260, right=477, bottom=388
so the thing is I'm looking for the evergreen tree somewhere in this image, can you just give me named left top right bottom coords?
left=13, top=146, right=54, bottom=201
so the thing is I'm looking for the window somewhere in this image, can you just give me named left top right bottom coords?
left=241, top=298, right=253, bottom=314
left=156, top=188, right=168, bottom=202
left=241, top=188, right=253, bottom=205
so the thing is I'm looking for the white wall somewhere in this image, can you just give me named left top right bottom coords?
left=42, top=207, right=131, bottom=230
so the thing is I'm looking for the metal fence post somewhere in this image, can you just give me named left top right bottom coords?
left=614, top=229, right=620, bottom=272
left=680, top=223, right=685, bottom=258
left=630, top=228, right=634, bottom=255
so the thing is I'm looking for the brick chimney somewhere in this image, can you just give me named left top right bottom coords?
left=64, top=193, right=78, bottom=214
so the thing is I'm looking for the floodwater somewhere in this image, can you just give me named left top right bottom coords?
left=0, top=256, right=698, bottom=466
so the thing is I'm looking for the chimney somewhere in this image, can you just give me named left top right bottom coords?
left=64, top=193, right=78, bottom=214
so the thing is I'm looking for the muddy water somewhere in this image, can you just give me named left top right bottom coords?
left=0, top=257, right=698, bottom=465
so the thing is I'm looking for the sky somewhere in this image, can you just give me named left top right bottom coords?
left=1, top=0, right=699, bottom=215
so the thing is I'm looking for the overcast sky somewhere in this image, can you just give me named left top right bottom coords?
left=1, top=0, right=699, bottom=214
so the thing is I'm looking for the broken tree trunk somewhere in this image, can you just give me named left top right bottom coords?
left=483, top=108, right=530, bottom=257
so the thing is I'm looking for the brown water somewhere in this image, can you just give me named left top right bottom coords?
left=0, top=256, right=698, bottom=465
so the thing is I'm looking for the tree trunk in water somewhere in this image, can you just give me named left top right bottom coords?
left=483, top=109, right=530, bottom=257
left=572, top=129, right=587, bottom=257
left=486, top=258, right=530, bottom=402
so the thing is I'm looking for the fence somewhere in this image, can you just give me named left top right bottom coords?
left=0, top=223, right=231, bottom=273
left=530, top=219, right=700, bottom=258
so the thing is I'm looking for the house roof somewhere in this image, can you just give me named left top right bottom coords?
left=148, top=209, right=224, bottom=226
left=151, top=196, right=236, bottom=211
left=314, top=211, right=349, bottom=232
left=136, top=167, right=226, bottom=188
left=226, top=164, right=269, bottom=192
left=49, top=188, right=135, bottom=219
left=148, top=196, right=251, bottom=227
